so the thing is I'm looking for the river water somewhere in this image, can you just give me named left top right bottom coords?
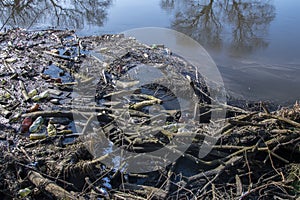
left=1, top=0, right=299, bottom=105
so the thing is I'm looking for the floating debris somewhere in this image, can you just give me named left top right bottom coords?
left=29, top=132, right=46, bottom=140
left=28, top=89, right=38, bottom=98
left=18, top=188, right=31, bottom=198
left=0, top=28, right=298, bottom=200
left=27, top=103, right=39, bottom=113
left=29, top=116, right=44, bottom=133
left=47, top=123, right=56, bottom=136
left=21, top=117, right=32, bottom=133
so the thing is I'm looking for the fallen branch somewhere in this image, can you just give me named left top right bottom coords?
left=263, top=113, right=300, bottom=128
left=27, top=170, right=76, bottom=199
left=188, top=156, right=243, bottom=183
left=120, top=183, right=168, bottom=199
left=21, top=110, right=106, bottom=119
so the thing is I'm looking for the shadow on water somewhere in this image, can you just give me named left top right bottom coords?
left=0, top=0, right=112, bottom=30
left=160, top=0, right=276, bottom=55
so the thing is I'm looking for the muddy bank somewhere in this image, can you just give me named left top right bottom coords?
left=0, top=29, right=299, bottom=199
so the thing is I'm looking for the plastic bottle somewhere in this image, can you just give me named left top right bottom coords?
left=18, top=188, right=31, bottom=197
left=39, top=90, right=49, bottom=99
left=21, top=117, right=33, bottom=133
left=31, top=91, right=49, bottom=102
left=29, top=116, right=44, bottom=133
left=29, top=133, right=46, bottom=140
left=31, top=95, right=41, bottom=102
left=47, top=123, right=56, bottom=136
left=50, top=99, right=60, bottom=105
left=28, top=89, right=38, bottom=98
left=27, top=103, right=39, bottom=113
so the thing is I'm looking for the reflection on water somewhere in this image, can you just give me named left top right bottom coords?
left=160, top=0, right=300, bottom=104
left=0, top=0, right=299, bottom=104
left=0, top=0, right=112, bottom=30
left=0, top=0, right=276, bottom=55
left=161, top=0, right=275, bottom=55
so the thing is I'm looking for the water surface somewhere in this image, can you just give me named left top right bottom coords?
left=1, top=0, right=299, bottom=105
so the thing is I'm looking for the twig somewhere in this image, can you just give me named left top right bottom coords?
left=228, top=119, right=265, bottom=127
left=3, top=60, right=16, bottom=73
left=121, top=183, right=168, bottom=199
left=244, top=151, right=252, bottom=193
left=81, top=114, right=96, bottom=135
left=43, top=50, right=74, bottom=61
left=188, top=156, right=243, bottom=182
left=19, top=80, right=30, bottom=101
left=18, top=146, right=32, bottom=163
left=260, top=101, right=270, bottom=114
left=262, top=113, right=300, bottom=128
left=84, top=177, right=109, bottom=199
left=195, top=156, right=243, bottom=196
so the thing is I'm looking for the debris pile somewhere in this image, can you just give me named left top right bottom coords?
left=0, top=29, right=299, bottom=199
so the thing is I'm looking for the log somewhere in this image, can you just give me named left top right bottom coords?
left=28, top=170, right=76, bottom=199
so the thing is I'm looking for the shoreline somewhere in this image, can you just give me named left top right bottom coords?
left=0, top=28, right=299, bottom=199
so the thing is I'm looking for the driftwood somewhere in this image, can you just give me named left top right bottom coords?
left=129, top=94, right=163, bottom=110
left=22, top=110, right=75, bottom=118
left=27, top=170, right=77, bottom=199
left=0, top=29, right=299, bottom=200
left=21, top=110, right=107, bottom=119
left=118, top=183, right=168, bottom=199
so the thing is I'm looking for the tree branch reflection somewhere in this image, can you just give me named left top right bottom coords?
left=161, top=0, right=276, bottom=54
left=0, top=0, right=112, bottom=30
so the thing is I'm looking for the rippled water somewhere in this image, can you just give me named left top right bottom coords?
left=1, top=0, right=299, bottom=105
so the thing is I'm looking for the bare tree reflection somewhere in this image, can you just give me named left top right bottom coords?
left=161, top=0, right=275, bottom=54
left=160, top=0, right=175, bottom=13
left=0, top=0, right=112, bottom=30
